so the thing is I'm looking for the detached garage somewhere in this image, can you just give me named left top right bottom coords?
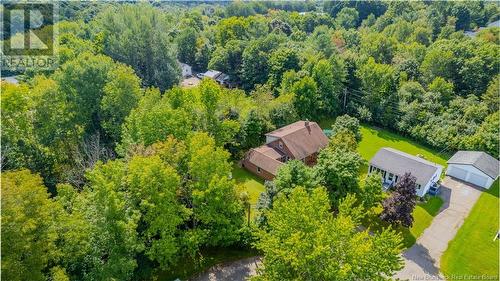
left=446, top=151, right=499, bottom=189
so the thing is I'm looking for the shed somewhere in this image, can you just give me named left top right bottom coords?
left=446, top=151, right=499, bottom=189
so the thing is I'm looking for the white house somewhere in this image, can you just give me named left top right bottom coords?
left=2, top=76, right=19, bottom=84
left=446, top=151, right=499, bottom=189
left=197, top=69, right=235, bottom=88
left=368, top=147, right=443, bottom=197
left=199, top=69, right=222, bottom=80
left=180, top=63, right=192, bottom=78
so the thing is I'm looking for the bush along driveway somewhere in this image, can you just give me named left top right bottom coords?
left=394, top=177, right=483, bottom=280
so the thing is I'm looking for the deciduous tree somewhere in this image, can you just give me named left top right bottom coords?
left=254, top=187, right=403, bottom=280
left=314, top=147, right=364, bottom=206
left=380, top=173, right=417, bottom=227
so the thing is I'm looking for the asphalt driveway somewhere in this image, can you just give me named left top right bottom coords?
left=190, top=256, right=261, bottom=281
left=394, top=177, right=483, bottom=280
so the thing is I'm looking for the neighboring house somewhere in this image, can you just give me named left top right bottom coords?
left=464, top=19, right=500, bottom=37
left=179, top=63, right=192, bottom=78
left=368, top=147, right=443, bottom=197
left=2, top=76, right=19, bottom=85
left=488, top=19, right=500, bottom=28
left=200, top=69, right=222, bottom=80
left=198, top=69, right=235, bottom=88
left=242, top=120, right=329, bottom=180
left=446, top=151, right=499, bottom=189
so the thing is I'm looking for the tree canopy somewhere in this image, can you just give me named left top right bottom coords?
left=2, top=1, right=499, bottom=280
left=254, top=187, right=403, bottom=280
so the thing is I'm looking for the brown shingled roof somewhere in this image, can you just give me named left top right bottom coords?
left=266, top=121, right=329, bottom=160
left=246, top=146, right=284, bottom=175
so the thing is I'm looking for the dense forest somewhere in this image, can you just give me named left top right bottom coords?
left=2, top=1, right=499, bottom=280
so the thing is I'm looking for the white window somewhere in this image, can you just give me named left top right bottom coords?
left=257, top=167, right=261, bottom=173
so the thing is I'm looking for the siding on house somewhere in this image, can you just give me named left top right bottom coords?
left=242, top=159, right=275, bottom=181
left=446, top=151, right=499, bottom=189
left=446, top=164, right=495, bottom=189
left=242, top=121, right=328, bottom=181
left=369, top=147, right=443, bottom=197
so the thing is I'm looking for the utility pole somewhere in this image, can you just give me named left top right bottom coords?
left=343, top=89, right=347, bottom=112
left=247, top=203, right=251, bottom=227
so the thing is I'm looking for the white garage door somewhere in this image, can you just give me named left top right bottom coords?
left=468, top=173, right=488, bottom=187
left=448, top=166, right=468, bottom=181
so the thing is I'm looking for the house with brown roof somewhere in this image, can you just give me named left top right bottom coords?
left=242, top=120, right=329, bottom=180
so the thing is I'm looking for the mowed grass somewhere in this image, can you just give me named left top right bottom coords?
left=319, top=121, right=449, bottom=248
left=363, top=196, right=444, bottom=248
left=441, top=180, right=499, bottom=280
left=410, top=196, right=444, bottom=244
left=357, top=126, right=449, bottom=180
left=232, top=163, right=265, bottom=205
left=318, top=121, right=450, bottom=181
left=357, top=126, right=449, bottom=167
left=357, top=125, right=447, bottom=247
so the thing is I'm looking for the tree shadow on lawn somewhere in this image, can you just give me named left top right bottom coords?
left=150, top=247, right=260, bottom=281
left=362, top=212, right=416, bottom=248
left=419, top=195, right=446, bottom=216
left=367, top=126, right=404, bottom=143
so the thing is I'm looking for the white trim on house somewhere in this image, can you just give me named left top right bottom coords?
left=369, top=164, right=442, bottom=197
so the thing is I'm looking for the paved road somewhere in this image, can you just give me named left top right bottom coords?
left=190, top=256, right=261, bottom=281
left=394, top=177, right=483, bottom=280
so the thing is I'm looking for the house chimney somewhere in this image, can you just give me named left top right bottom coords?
left=305, top=119, right=309, bottom=127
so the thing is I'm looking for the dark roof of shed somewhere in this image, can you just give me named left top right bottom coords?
left=369, top=147, right=442, bottom=186
left=447, top=151, right=499, bottom=179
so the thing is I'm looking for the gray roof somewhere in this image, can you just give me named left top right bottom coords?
left=369, top=147, right=443, bottom=186
left=447, top=151, right=499, bottom=179
left=203, top=70, right=222, bottom=79
left=2, top=76, right=19, bottom=84
left=487, top=20, right=500, bottom=28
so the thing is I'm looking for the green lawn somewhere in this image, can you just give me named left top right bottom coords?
left=319, top=121, right=450, bottom=248
left=441, top=181, right=499, bottom=280
left=232, top=163, right=265, bottom=205
left=318, top=121, right=450, bottom=182
left=357, top=126, right=449, bottom=167
left=355, top=125, right=448, bottom=248
left=363, top=196, right=444, bottom=248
